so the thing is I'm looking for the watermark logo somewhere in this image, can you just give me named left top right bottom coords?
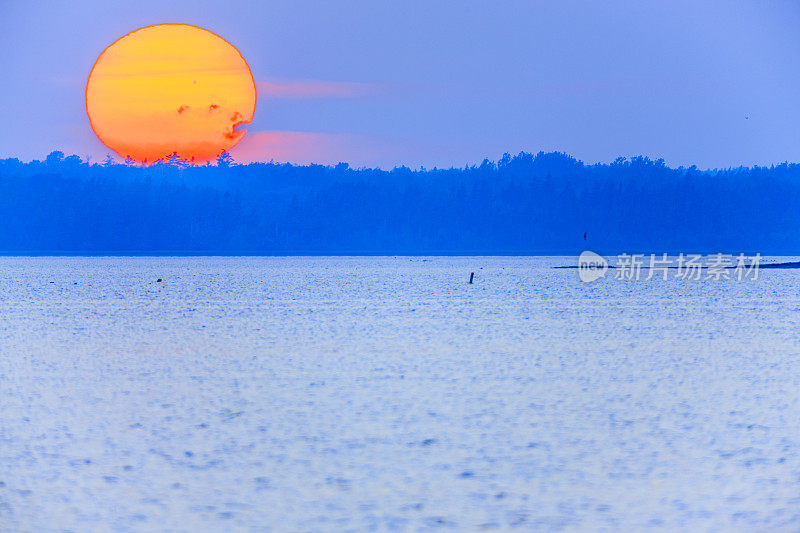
left=577, top=252, right=761, bottom=282
left=578, top=250, right=609, bottom=282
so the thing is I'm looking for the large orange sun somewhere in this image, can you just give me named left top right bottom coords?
left=86, top=24, right=256, bottom=164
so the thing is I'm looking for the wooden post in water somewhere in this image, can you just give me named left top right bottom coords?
left=469, top=272, right=474, bottom=284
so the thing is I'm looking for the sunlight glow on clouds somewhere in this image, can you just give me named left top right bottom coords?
left=230, top=130, right=367, bottom=164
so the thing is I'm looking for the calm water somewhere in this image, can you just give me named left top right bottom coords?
left=1, top=256, right=800, bottom=531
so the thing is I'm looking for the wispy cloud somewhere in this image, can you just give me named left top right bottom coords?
left=256, top=79, right=381, bottom=99
left=230, top=130, right=368, bottom=164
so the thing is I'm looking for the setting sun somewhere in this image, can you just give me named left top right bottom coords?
left=86, top=24, right=256, bottom=163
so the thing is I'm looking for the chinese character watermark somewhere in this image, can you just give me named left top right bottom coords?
left=577, top=252, right=761, bottom=283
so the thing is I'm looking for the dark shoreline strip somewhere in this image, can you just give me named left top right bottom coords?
left=555, top=261, right=800, bottom=269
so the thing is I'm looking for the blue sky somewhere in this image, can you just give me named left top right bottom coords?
left=1, top=0, right=799, bottom=168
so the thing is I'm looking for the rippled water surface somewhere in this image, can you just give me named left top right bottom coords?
left=2, top=256, right=800, bottom=531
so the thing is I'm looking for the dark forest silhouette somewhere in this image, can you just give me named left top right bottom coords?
left=1, top=150, right=799, bottom=254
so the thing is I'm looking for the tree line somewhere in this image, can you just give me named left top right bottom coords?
left=1, top=150, right=798, bottom=254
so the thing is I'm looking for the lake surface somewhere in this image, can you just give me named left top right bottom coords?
left=1, top=256, right=800, bottom=531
